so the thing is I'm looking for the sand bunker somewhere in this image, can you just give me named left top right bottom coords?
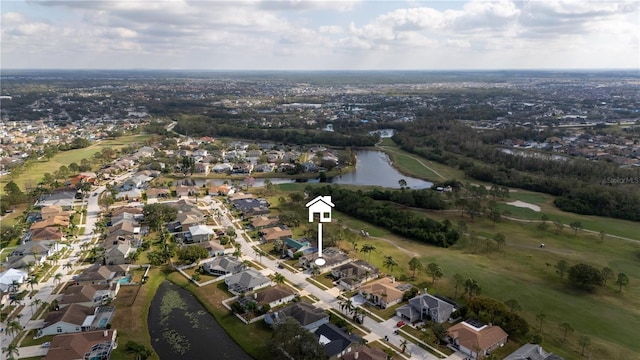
left=507, top=200, right=541, bottom=212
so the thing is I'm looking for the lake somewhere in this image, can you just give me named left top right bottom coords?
left=148, top=281, right=253, bottom=360
left=196, top=150, right=433, bottom=189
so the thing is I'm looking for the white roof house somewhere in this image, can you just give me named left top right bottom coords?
left=0, top=268, right=29, bottom=292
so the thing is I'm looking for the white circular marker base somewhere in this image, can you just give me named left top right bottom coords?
left=314, top=258, right=326, bottom=266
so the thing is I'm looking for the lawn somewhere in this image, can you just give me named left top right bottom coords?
left=331, top=209, right=640, bottom=360
left=0, top=134, right=150, bottom=193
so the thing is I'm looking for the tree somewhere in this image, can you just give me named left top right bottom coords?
left=176, top=246, right=209, bottom=264
left=143, top=203, right=178, bottom=231
left=432, top=323, right=448, bottom=345
left=398, top=179, right=407, bottom=190
left=273, top=273, right=286, bottom=286
left=399, top=339, right=408, bottom=353
left=310, top=265, right=321, bottom=277
left=464, top=278, right=481, bottom=299
left=452, top=273, right=465, bottom=298
left=556, top=259, right=569, bottom=283
left=1, top=343, right=19, bottom=360
left=615, top=272, right=629, bottom=292
left=579, top=335, right=591, bottom=356
left=553, top=220, right=564, bottom=234
left=504, top=299, right=522, bottom=312
left=6, top=320, right=23, bottom=337
left=408, top=257, right=423, bottom=279
left=266, top=318, right=326, bottom=360
left=54, top=272, right=63, bottom=286
left=27, top=276, right=38, bottom=292
left=383, top=255, right=398, bottom=277
left=535, top=313, right=547, bottom=333
left=568, top=263, right=603, bottom=291
left=601, top=267, right=614, bottom=286
left=426, top=263, right=444, bottom=285
left=569, top=221, right=583, bottom=236
left=125, top=340, right=153, bottom=360
left=493, top=232, right=506, bottom=250
left=559, top=322, right=574, bottom=341
left=360, top=243, right=376, bottom=262
left=599, top=230, right=606, bottom=243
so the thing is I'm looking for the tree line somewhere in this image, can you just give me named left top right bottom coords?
left=307, top=185, right=459, bottom=247
left=392, top=118, right=640, bottom=221
left=173, top=116, right=378, bottom=147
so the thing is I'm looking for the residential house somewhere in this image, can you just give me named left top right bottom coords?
left=59, top=284, right=118, bottom=308
left=41, top=205, right=71, bottom=220
left=250, top=216, right=281, bottom=231
left=194, top=162, right=210, bottom=175
left=202, top=256, right=245, bottom=277
left=504, top=344, right=564, bottom=360
left=299, top=247, right=350, bottom=271
left=37, top=304, right=115, bottom=337
left=115, top=188, right=142, bottom=201
left=104, top=243, right=132, bottom=265
left=225, top=268, right=271, bottom=295
left=188, top=225, right=215, bottom=243
left=447, top=320, right=509, bottom=359
left=43, top=329, right=117, bottom=360
left=359, top=277, right=410, bottom=309
left=30, top=216, right=70, bottom=230
left=211, top=163, right=233, bottom=174
left=176, top=212, right=201, bottom=228
left=9, top=240, right=61, bottom=261
left=0, top=268, right=28, bottom=293
left=73, top=265, right=128, bottom=286
left=264, top=301, right=329, bottom=331
left=284, top=237, right=312, bottom=258
left=315, top=323, right=362, bottom=359
left=108, top=221, right=135, bottom=238
left=145, top=188, right=171, bottom=200
left=341, top=345, right=387, bottom=360
left=196, top=241, right=227, bottom=257
left=331, top=260, right=378, bottom=290
left=253, top=163, right=274, bottom=173
left=396, top=293, right=456, bottom=324
left=241, top=285, right=296, bottom=309
left=208, top=184, right=232, bottom=196
left=260, top=226, right=293, bottom=243
left=29, top=227, right=64, bottom=242
left=36, top=190, right=76, bottom=208
left=110, top=207, right=143, bottom=218
left=176, top=185, right=200, bottom=198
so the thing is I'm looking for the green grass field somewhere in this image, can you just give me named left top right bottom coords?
left=1, top=134, right=150, bottom=193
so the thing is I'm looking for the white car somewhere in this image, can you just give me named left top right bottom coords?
left=41, top=341, right=51, bottom=348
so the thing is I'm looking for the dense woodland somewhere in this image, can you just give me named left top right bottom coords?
left=392, top=118, right=640, bottom=221
left=307, top=185, right=459, bottom=248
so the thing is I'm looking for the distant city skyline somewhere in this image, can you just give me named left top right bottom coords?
left=1, top=0, right=639, bottom=70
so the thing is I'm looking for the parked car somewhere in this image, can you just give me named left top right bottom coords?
left=41, top=342, right=51, bottom=348
left=397, top=320, right=406, bottom=327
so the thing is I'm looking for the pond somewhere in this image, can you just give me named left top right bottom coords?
left=148, top=281, right=252, bottom=360
left=196, top=150, right=433, bottom=189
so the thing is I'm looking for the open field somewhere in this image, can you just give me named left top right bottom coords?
left=0, top=134, right=151, bottom=193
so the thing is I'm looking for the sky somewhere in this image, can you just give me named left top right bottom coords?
left=1, top=0, right=639, bottom=70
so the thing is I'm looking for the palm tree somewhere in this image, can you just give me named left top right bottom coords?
left=256, top=249, right=265, bottom=265
left=559, top=322, right=574, bottom=341
left=399, top=339, right=408, bottom=353
left=54, top=273, right=63, bottom=286
left=579, top=336, right=591, bottom=356
left=383, top=255, right=398, bottom=277
left=360, top=244, right=376, bottom=262
left=504, top=299, right=522, bottom=312
left=464, top=278, right=481, bottom=299
left=408, top=257, right=423, bottom=279
left=6, top=320, right=23, bottom=337
left=2, top=343, right=19, bottom=360
left=63, top=262, right=73, bottom=271
left=310, top=265, right=321, bottom=277
left=9, top=279, right=20, bottom=293
left=33, top=298, right=42, bottom=316
left=616, top=272, right=629, bottom=292
left=536, top=313, right=547, bottom=333
left=27, top=276, right=39, bottom=292
left=452, top=273, right=464, bottom=298
left=426, top=263, right=444, bottom=285
left=125, top=340, right=152, bottom=360
left=273, top=273, right=286, bottom=286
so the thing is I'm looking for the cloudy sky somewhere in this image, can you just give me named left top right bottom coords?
left=1, top=0, right=638, bottom=70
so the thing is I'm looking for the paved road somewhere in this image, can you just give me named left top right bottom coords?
left=204, top=196, right=454, bottom=360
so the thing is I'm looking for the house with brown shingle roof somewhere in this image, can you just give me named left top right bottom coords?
left=145, top=188, right=171, bottom=199
left=358, top=277, right=407, bottom=309
left=342, top=345, right=387, bottom=360
left=73, top=265, right=128, bottom=286
left=249, top=285, right=296, bottom=309
left=447, top=320, right=508, bottom=359
left=30, top=227, right=64, bottom=241
left=251, top=216, right=281, bottom=230
left=41, top=206, right=71, bottom=220
left=59, top=284, right=118, bottom=309
left=260, top=226, right=293, bottom=243
left=43, top=329, right=117, bottom=360
left=29, top=215, right=70, bottom=230
left=110, top=206, right=143, bottom=217
left=37, top=304, right=103, bottom=337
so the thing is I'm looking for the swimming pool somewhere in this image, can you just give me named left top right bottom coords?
left=118, top=275, right=132, bottom=284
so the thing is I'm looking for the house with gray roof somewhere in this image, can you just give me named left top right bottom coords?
left=396, top=293, right=455, bottom=324
left=315, top=323, right=362, bottom=359
left=202, top=256, right=245, bottom=277
left=224, top=268, right=271, bottom=295
left=504, top=344, right=564, bottom=360
left=264, top=301, right=329, bottom=331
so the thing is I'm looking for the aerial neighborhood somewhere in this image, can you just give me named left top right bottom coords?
left=1, top=70, right=638, bottom=360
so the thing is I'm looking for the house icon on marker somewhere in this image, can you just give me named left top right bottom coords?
left=305, top=196, right=334, bottom=223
